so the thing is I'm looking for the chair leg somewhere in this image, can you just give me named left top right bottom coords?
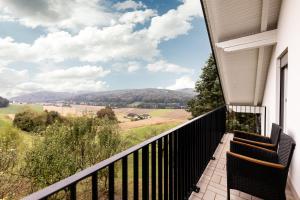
left=227, top=188, right=230, bottom=200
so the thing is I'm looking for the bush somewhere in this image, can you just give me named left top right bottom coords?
left=21, top=117, right=123, bottom=191
left=45, top=110, right=64, bottom=125
left=13, top=110, right=46, bottom=132
left=0, top=96, right=9, bottom=108
left=13, top=110, right=64, bottom=132
left=96, top=107, right=117, bottom=121
left=0, top=125, right=20, bottom=198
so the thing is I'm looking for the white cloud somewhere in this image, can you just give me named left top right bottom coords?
left=0, top=65, right=110, bottom=98
left=111, top=61, right=141, bottom=72
left=36, top=65, right=110, bottom=80
left=0, top=25, right=159, bottom=63
left=127, top=62, right=140, bottom=72
left=0, top=0, right=116, bottom=30
left=18, top=80, right=108, bottom=94
left=0, top=37, right=35, bottom=64
left=119, top=9, right=157, bottom=24
left=148, top=0, right=202, bottom=41
left=166, top=76, right=195, bottom=90
left=0, top=67, right=29, bottom=97
left=32, top=65, right=110, bottom=93
left=113, top=0, right=145, bottom=10
left=147, top=60, right=192, bottom=73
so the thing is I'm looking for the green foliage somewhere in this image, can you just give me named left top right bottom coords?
left=227, top=112, right=261, bottom=133
left=96, top=107, right=117, bottom=121
left=0, top=125, right=20, bottom=198
left=13, top=110, right=47, bottom=132
left=187, top=54, right=224, bottom=117
left=45, top=110, right=64, bottom=125
left=0, top=125, right=20, bottom=172
left=13, top=110, right=64, bottom=133
left=21, top=117, right=123, bottom=191
left=0, top=96, right=9, bottom=108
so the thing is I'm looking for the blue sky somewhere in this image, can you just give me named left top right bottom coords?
left=0, top=0, right=211, bottom=98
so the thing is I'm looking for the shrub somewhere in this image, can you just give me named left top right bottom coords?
left=96, top=107, right=117, bottom=121
left=0, top=96, right=9, bottom=108
left=21, top=117, right=123, bottom=191
left=13, top=110, right=64, bottom=132
left=13, top=110, right=46, bottom=132
left=45, top=110, right=64, bottom=125
left=0, top=125, right=20, bottom=198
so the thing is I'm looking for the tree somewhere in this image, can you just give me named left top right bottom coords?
left=187, top=54, right=224, bottom=117
left=96, top=107, right=117, bottom=121
left=0, top=96, right=9, bottom=108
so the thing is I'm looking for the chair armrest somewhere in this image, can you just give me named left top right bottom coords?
left=230, top=140, right=278, bottom=163
left=233, top=137, right=276, bottom=150
left=227, top=151, right=284, bottom=170
left=233, top=130, right=270, bottom=143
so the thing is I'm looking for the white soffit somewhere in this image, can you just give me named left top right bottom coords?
left=202, top=0, right=282, bottom=105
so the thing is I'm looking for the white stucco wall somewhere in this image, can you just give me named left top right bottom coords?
left=262, top=0, right=300, bottom=197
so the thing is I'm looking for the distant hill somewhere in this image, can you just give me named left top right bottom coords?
left=176, top=88, right=197, bottom=96
left=10, top=91, right=75, bottom=103
left=10, top=88, right=196, bottom=108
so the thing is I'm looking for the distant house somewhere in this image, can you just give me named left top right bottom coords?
left=125, top=113, right=151, bottom=121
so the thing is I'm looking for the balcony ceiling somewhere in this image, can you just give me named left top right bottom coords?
left=201, top=0, right=282, bottom=105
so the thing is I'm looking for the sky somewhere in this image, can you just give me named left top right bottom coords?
left=0, top=0, right=211, bottom=98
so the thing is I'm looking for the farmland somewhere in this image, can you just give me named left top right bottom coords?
left=42, top=104, right=191, bottom=132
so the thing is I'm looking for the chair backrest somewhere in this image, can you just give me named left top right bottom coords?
left=270, top=123, right=282, bottom=145
left=278, top=133, right=296, bottom=167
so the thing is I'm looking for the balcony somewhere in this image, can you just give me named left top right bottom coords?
left=189, top=133, right=295, bottom=200
left=22, top=105, right=295, bottom=200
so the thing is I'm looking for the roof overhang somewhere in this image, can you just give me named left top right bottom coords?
left=201, top=0, right=282, bottom=105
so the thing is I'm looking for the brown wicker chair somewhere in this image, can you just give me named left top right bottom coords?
left=233, top=123, right=282, bottom=150
left=226, top=133, right=296, bottom=200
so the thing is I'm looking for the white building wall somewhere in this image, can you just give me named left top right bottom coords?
left=262, top=0, right=300, bottom=197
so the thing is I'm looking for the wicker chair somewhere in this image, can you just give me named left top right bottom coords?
left=233, top=123, right=282, bottom=150
left=226, top=133, right=296, bottom=200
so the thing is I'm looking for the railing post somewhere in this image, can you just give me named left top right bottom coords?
left=92, top=172, right=98, bottom=200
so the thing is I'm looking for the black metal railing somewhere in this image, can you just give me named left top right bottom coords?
left=226, top=104, right=266, bottom=136
left=23, top=106, right=226, bottom=200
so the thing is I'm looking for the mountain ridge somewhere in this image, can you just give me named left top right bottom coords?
left=10, top=88, right=196, bottom=108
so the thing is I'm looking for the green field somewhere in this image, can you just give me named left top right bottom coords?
left=122, top=121, right=180, bottom=145
left=0, top=104, right=43, bottom=115
left=148, top=109, right=172, bottom=117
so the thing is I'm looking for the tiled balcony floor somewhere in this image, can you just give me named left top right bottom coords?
left=189, top=133, right=295, bottom=200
